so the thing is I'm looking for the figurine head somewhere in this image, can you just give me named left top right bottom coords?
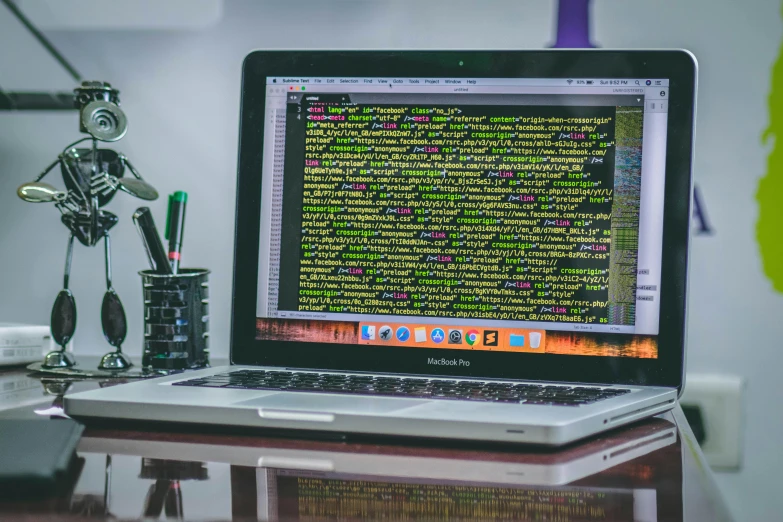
left=74, top=81, right=127, bottom=142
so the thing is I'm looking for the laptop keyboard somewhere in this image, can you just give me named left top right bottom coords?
left=173, top=370, right=632, bottom=406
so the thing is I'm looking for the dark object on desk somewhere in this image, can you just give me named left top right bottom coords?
left=0, top=419, right=84, bottom=499
left=165, top=191, right=188, bottom=274
left=141, top=269, right=210, bottom=370
left=133, top=207, right=173, bottom=275
left=14, top=81, right=159, bottom=372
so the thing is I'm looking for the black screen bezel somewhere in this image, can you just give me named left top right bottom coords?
left=231, top=50, right=695, bottom=391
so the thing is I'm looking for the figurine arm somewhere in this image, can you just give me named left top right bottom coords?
left=116, top=153, right=158, bottom=201
left=35, top=156, right=62, bottom=182
left=119, top=154, right=143, bottom=180
left=17, top=156, right=68, bottom=203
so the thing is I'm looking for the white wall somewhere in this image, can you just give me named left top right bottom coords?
left=1, top=1, right=781, bottom=519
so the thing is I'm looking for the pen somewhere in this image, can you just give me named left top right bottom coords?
left=165, top=191, right=188, bottom=275
left=133, top=207, right=173, bottom=275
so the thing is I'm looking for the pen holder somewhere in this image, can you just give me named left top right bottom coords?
left=140, top=268, right=210, bottom=370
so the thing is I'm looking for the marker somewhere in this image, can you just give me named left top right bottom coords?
left=165, top=191, right=188, bottom=274
left=133, top=207, right=173, bottom=275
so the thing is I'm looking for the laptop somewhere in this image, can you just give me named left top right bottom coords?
left=65, top=50, right=697, bottom=445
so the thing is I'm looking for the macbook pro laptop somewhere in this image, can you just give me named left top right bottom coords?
left=65, top=50, right=697, bottom=445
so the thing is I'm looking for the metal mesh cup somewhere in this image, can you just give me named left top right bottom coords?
left=140, top=268, right=210, bottom=370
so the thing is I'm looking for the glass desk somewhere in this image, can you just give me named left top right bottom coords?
left=0, top=363, right=732, bottom=521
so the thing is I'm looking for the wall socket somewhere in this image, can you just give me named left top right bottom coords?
left=680, top=374, right=745, bottom=470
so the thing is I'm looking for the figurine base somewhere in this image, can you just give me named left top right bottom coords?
left=27, top=359, right=174, bottom=379
left=98, top=351, right=133, bottom=371
left=42, top=350, right=76, bottom=369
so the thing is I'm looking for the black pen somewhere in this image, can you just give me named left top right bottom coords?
left=133, top=207, right=173, bottom=275
left=165, top=191, right=188, bottom=274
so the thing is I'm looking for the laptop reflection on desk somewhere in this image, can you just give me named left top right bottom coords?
left=77, top=418, right=678, bottom=521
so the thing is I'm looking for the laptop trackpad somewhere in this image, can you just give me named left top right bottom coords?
left=235, top=393, right=429, bottom=415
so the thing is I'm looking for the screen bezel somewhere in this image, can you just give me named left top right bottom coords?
left=232, top=50, right=695, bottom=391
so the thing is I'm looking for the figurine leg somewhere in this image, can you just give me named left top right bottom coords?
left=43, top=234, right=77, bottom=368
left=98, top=233, right=132, bottom=370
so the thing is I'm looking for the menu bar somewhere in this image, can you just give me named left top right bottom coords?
left=268, top=77, right=669, bottom=87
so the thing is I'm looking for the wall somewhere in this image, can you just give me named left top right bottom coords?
left=1, top=1, right=781, bottom=519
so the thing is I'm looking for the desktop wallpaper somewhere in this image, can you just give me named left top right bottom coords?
left=255, top=318, right=658, bottom=358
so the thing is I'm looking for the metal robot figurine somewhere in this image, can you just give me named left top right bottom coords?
left=17, top=81, right=159, bottom=370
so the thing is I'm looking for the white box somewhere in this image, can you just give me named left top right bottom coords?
left=0, top=323, right=69, bottom=367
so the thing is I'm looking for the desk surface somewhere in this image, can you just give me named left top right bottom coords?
left=0, top=363, right=732, bottom=521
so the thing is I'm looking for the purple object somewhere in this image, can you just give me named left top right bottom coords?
left=552, top=0, right=595, bottom=48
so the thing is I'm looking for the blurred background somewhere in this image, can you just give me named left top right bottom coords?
left=0, top=0, right=780, bottom=518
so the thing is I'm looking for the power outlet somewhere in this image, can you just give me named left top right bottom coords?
left=680, top=374, right=745, bottom=470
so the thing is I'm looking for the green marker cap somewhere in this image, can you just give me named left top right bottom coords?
left=165, top=191, right=188, bottom=240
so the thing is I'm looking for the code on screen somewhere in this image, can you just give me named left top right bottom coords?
left=277, top=95, right=643, bottom=326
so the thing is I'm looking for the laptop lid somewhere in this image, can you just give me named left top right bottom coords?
left=232, top=50, right=696, bottom=390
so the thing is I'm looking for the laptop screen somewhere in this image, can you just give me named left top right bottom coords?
left=255, top=76, right=669, bottom=359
